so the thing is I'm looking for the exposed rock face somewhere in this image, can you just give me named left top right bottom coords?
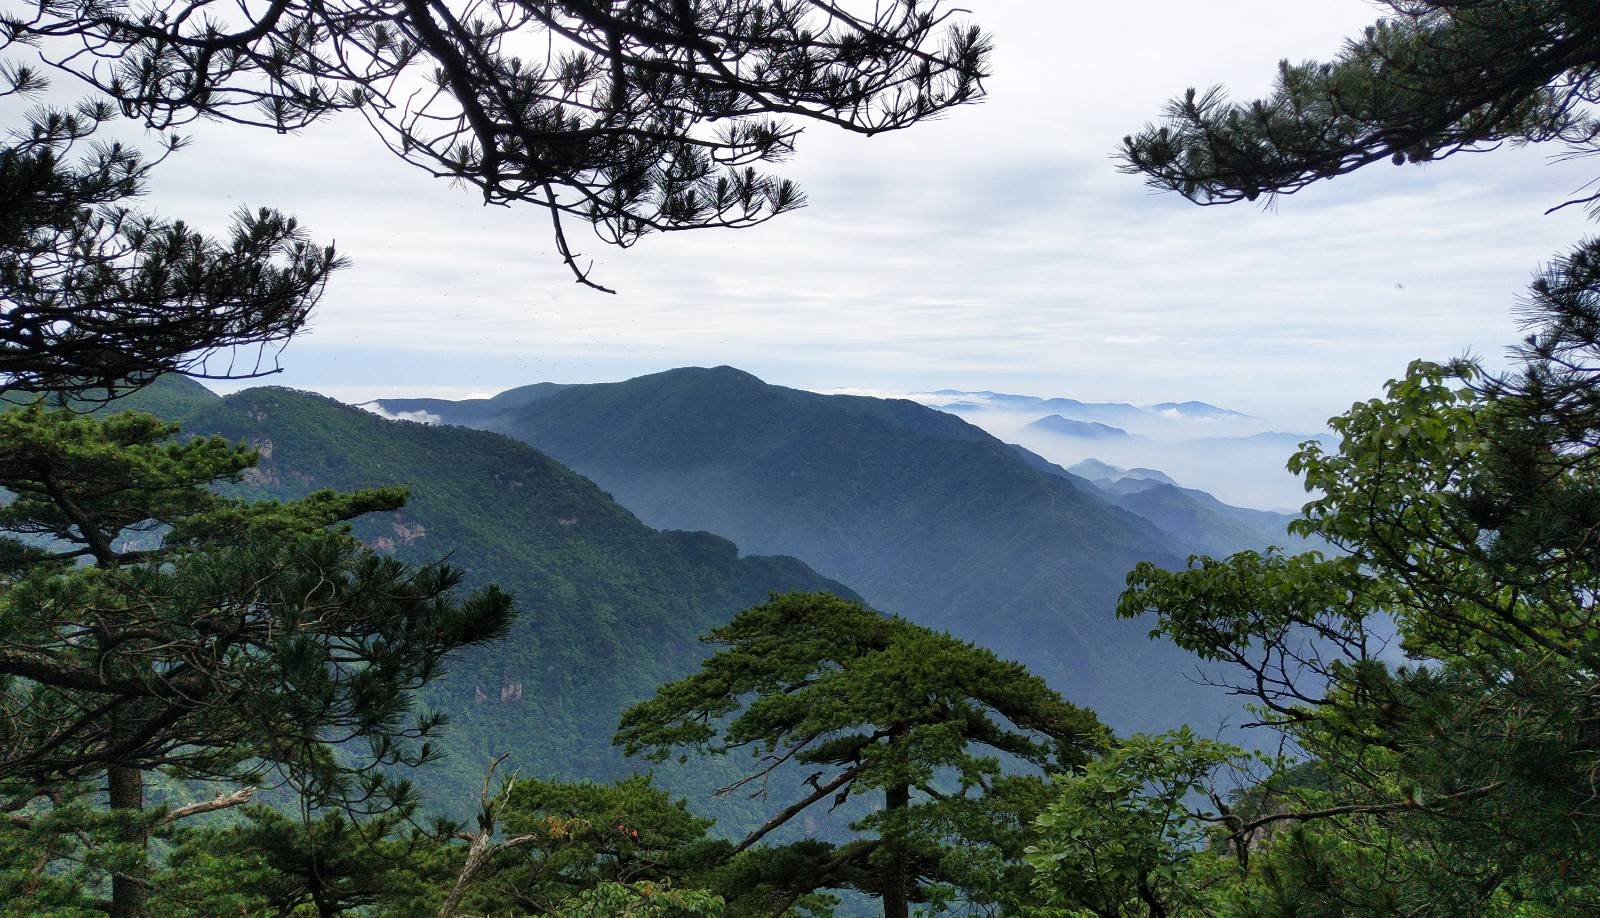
left=393, top=519, right=427, bottom=543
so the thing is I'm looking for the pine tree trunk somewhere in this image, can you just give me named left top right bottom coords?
left=882, top=780, right=910, bottom=918
left=107, top=763, right=147, bottom=918
left=311, top=883, right=339, bottom=918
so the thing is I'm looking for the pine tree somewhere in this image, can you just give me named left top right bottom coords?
left=441, top=774, right=723, bottom=916
left=615, top=592, right=1108, bottom=918
left=1120, top=1, right=1600, bottom=209
left=0, top=64, right=343, bottom=396
left=6, top=0, right=990, bottom=290
left=156, top=804, right=442, bottom=918
left=0, top=404, right=514, bottom=917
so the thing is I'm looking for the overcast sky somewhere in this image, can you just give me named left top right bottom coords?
left=96, top=0, right=1599, bottom=428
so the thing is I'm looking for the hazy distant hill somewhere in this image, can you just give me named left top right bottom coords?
left=1107, top=484, right=1304, bottom=558
left=1065, top=459, right=1178, bottom=490
left=931, top=387, right=1316, bottom=507
left=1150, top=400, right=1254, bottom=420
left=367, top=382, right=567, bottom=425
left=934, top=389, right=1151, bottom=426
left=377, top=367, right=1295, bottom=734
left=115, top=377, right=854, bottom=816
left=1026, top=459, right=1304, bottom=558
left=934, top=389, right=1254, bottom=424
left=1023, top=415, right=1134, bottom=440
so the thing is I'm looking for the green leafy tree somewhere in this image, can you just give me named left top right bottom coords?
left=1116, top=2, right=1600, bottom=590
left=1101, top=7, right=1600, bottom=911
left=1025, top=729, right=1249, bottom=918
left=0, top=404, right=513, bottom=917
left=1111, top=360, right=1600, bottom=913
left=615, top=592, right=1109, bottom=918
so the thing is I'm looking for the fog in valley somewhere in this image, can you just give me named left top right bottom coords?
left=831, top=387, right=1329, bottom=510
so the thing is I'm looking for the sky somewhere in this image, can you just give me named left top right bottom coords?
left=32, top=0, right=1599, bottom=429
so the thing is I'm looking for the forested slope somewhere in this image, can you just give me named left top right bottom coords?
left=381, top=367, right=1269, bottom=733
left=120, top=376, right=855, bottom=816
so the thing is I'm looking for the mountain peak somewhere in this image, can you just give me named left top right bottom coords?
left=1024, top=415, right=1131, bottom=439
left=1150, top=400, right=1253, bottom=420
left=658, top=365, right=765, bottom=384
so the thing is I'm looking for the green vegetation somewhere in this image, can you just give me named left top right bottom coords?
left=1026, top=729, right=1246, bottom=917
left=9, top=0, right=1600, bottom=914
left=14, top=355, right=1600, bottom=914
left=618, top=593, right=1108, bottom=917
left=1013, top=2, right=1600, bottom=914
left=0, top=404, right=511, bottom=916
left=1013, top=350, right=1600, bottom=915
left=110, top=378, right=859, bottom=818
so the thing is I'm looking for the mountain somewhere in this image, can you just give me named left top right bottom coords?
left=1038, top=461, right=1302, bottom=556
left=1151, top=400, right=1254, bottom=420
left=375, top=367, right=1288, bottom=735
left=1123, top=468, right=1177, bottom=484
left=934, top=389, right=1150, bottom=425
left=932, top=389, right=1255, bottom=427
left=1064, top=458, right=1125, bottom=481
left=113, top=377, right=854, bottom=817
left=361, top=382, right=568, bottom=425
left=1023, top=415, right=1133, bottom=440
left=1104, top=484, right=1303, bottom=558
left=1065, top=460, right=1179, bottom=491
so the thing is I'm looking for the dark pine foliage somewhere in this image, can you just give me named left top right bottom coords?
left=0, top=404, right=513, bottom=916
left=0, top=64, right=343, bottom=397
left=9, top=0, right=991, bottom=289
left=617, top=592, right=1109, bottom=918
left=1120, top=0, right=1600, bottom=207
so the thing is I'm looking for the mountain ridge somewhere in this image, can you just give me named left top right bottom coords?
left=109, top=375, right=858, bottom=819
left=374, top=366, right=1294, bottom=734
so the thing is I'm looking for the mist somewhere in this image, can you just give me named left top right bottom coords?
left=838, top=388, right=1331, bottom=511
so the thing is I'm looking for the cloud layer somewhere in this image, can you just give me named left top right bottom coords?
left=46, top=0, right=1593, bottom=426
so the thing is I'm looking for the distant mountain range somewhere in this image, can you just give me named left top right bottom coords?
left=1023, top=415, right=1134, bottom=440
left=1066, top=460, right=1178, bottom=489
left=934, top=389, right=1254, bottom=423
left=925, top=387, right=1329, bottom=509
left=1151, top=400, right=1254, bottom=419
left=375, top=366, right=1308, bottom=737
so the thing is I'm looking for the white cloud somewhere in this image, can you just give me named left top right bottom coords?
left=360, top=404, right=443, bottom=425
left=23, top=0, right=1589, bottom=428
